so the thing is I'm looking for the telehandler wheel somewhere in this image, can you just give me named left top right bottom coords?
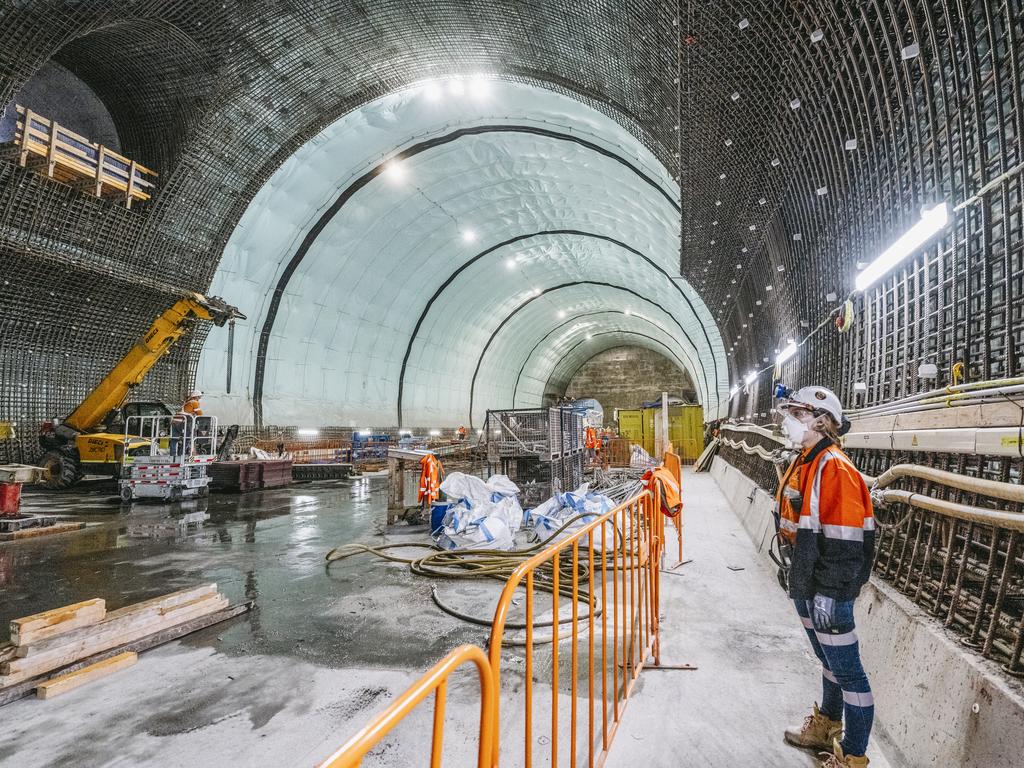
left=39, top=450, right=82, bottom=490
left=119, top=485, right=134, bottom=503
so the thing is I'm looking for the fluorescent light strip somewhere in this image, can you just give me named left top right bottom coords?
left=775, top=339, right=798, bottom=366
left=855, top=203, right=948, bottom=291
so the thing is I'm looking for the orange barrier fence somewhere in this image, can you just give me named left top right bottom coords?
left=322, top=487, right=668, bottom=767
left=319, top=644, right=495, bottom=768
left=488, top=490, right=661, bottom=767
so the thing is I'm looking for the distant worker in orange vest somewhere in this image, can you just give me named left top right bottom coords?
left=456, top=425, right=467, bottom=441
left=584, top=426, right=599, bottom=460
left=183, top=390, right=203, bottom=417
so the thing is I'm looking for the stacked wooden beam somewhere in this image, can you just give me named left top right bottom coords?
left=0, top=584, right=230, bottom=700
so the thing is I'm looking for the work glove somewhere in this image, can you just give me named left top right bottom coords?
left=812, top=594, right=836, bottom=632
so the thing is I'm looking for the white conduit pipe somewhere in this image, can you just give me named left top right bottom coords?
left=850, top=386, right=1024, bottom=419
left=873, top=464, right=1024, bottom=505
left=721, top=423, right=787, bottom=445
left=878, top=489, right=1024, bottom=533
left=848, top=377, right=1024, bottom=417
left=719, top=437, right=780, bottom=462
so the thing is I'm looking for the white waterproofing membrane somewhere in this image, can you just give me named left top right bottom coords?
left=197, top=79, right=728, bottom=427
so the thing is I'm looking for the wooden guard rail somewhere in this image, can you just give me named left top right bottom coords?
left=9, top=105, right=157, bottom=208
left=319, top=644, right=495, bottom=768
left=322, top=470, right=676, bottom=766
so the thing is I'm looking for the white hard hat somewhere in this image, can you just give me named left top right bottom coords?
left=778, top=385, right=843, bottom=424
left=189, top=390, right=203, bottom=399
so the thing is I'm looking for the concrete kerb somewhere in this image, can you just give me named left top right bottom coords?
left=709, top=456, right=1024, bottom=768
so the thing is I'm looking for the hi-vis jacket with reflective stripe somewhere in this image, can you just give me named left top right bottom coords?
left=642, top=466, right=682, bottom=518
left=776, top=438, right=875, bottom=601
left=418, top=454, right=443, bottom=506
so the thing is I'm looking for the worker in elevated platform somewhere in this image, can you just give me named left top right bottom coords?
left=775, top=385, right=875, bottom=768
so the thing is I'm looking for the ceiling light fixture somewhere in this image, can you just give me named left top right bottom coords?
left=461, top=229, right=477, bottom=242
left=383, top=160, right=406, bottom=182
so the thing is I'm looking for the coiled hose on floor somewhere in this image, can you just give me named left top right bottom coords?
left=325, top=512, right=644, bottom=634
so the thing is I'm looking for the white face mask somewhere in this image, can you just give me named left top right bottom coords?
left=781, top=414, right=808, bottom=446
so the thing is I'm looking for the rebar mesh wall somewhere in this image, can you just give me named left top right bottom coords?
left=684, top=2, right=1024, bottom=416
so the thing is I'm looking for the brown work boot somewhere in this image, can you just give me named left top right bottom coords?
left=784, top=704, right=842, bottom=750
left=820, top=739, right=869, bottom=767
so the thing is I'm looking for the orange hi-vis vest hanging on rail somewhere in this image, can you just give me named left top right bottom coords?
left=642, top=466, right=682, bottom=518
left=418, top=454, right=443, bottom=505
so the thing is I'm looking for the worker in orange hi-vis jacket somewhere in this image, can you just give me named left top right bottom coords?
left=182, top=390, right=203, bottom=416
left=775, top=385, right=874, bottom=768
left=584, top=426, right=599, bottom=461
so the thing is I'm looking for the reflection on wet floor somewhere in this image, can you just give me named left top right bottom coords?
left=4, top=476, right=485, bottom=671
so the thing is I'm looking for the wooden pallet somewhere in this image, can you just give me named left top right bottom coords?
left=7, top=105, right=157, bottom=208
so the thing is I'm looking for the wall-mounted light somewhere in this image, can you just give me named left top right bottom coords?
left=854, top=202, right=948, bottom=291
left=776, top=339, right=798, bottom=366
left=744, top=371, right=758, bottom=386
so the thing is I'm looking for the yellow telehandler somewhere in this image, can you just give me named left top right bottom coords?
left=38, top=292, right=244, bottom=489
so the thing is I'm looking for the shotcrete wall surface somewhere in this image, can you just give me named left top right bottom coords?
left=562, top=345, right=697, bottom=417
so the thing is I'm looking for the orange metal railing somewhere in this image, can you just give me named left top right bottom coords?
left=487, top=490, right=661, bottom=767
left=322, top=486, right=668, bottom=767
left=318, top=644, right=495, bottom=768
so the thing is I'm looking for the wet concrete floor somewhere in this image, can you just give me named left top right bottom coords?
left=2, top=472, right=901, bottom=767
left=2, top=476, right=493, bottom=767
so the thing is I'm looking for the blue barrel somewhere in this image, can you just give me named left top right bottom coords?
left=430, top=501, right=452, bottom=534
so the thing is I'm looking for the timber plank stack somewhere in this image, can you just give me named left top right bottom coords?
left=0, top=584, right=230, bottom=699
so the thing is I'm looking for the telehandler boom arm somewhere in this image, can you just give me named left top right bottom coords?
left=64, top=293, right=245, bottom=432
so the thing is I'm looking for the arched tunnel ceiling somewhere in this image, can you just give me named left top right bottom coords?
left=1, top=1, right=1019, bottom=464
left=196, top=80, right=727, bottom=427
